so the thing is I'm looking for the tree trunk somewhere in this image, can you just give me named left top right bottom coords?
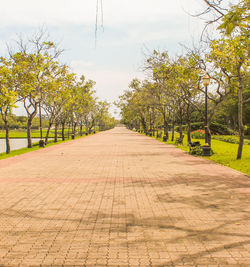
left=162, top=112, right=167, bottom=136
left=85, top=120, right=88, bottom=133
left=187, top=119, right=191, bottom=144
left=73, top=122, right=77, bottom=135
left=163, top=118, right=168, bottom=138
left=25, top=103, right=38, bottom=148
left=141, top=117, right=147, bottom=134
left=45, top=122, right=52, bottom=144
left=179, top=107, right=184, bottom=138
left=179, top=123, right=183, bottom=139
left=80, top=123, right=83, bottom=136
left=27, top=118, right=32, bottom=148
left=232, top=114, right=237, bottom=130
left=186, top=105, right=191, bottom=143
left=237, top=85, right=244, bottom=159
left=62, top=122, right=65, bottom=141
left=3, top=117, right=11, bottom=154
left=54, top=122, right=58, bottom=142
left=171, top=116, right=175, bottom=142
left=68, top=122, right=70, bottom=139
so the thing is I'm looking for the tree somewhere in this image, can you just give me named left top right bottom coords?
left=12, top=32, right=63, bottom=148
left=144, top=51, right=173, bottom=137
left=195, top=0, right=250, bottom=158
left=209, top=36, right=249, bottom=159
left=117, top=79, right=150, bottom=133
left=171, top=55, right=201, bottom=142
left=96, top=101, right=113, bottom=131
left=73, top=76, right=96, bottom=135
left=0, top=56, right=17, bottom=153
left=218, top=0, right=249, bottom=35
left=199, top=0, right=249, bottom=36
left=43, top=66, right=74, bottom=144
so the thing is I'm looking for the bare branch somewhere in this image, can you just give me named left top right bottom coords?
left=202, top=0, right=225, bottom=16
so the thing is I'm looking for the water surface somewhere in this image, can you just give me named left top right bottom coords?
left=0, top=138, right=52, bottom=154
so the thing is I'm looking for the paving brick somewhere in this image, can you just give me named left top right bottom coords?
left=0, top=127, right=249, bottom=266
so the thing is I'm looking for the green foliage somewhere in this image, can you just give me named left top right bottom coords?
left=189, top=145, right=203, bottom=156
left=176, top=122, right=234, bottom=135
left=212, top=135, right=250, bottom=145
left=189, top=122, right=203, bottom=131
left=217, top=0, right=249, bottom=36
left=0, top=32, right=115, bottom=154
left=119, top=0, right=250, bottom=161
left=210, top=122, right=234, bottom=135
left=245, top=126, right=250, bottom=135
left=191, top=129, right=205, bottom=139
left=0, top=115, right=49, bottom=130
left=0, top=57, right=18, bottom=117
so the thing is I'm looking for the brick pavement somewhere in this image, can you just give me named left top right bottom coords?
left=0, top=126, right=249, bottom=267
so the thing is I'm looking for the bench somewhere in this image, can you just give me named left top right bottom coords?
left=188, top=141, right=201, bottom=153
left=156, top=132, right=162, bottom=138
left=163, top=135, right=168, bottom=142
left=175, top=135, right=184, bottom=145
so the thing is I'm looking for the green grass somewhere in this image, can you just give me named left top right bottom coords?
left=146, top=131, right=250, bottom=176
left=0, top=144, right=42, bottom=160
left=0, top=129, right=39, bottom=138
left=208, top=140, right=250, bottom=175
left=0, top=129, right=57, bottom=138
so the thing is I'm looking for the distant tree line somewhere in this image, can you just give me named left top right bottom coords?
left=0, top=115, right=49, bottom=130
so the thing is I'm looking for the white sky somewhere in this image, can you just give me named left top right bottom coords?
left=1, top=0, right=207, bottom=117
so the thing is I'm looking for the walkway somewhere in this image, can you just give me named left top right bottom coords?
left=0, top=127, right=249, bottom=266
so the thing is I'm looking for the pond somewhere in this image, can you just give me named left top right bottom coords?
left=0, top=138, right=53, bottom=154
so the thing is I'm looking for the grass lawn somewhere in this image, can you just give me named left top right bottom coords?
left=208, top=140, right=250, bottom=175
left=0, top=144, right=42, bottom=160
left=151, top=132, right=250, bottom=176
left=0, top=129, right=40, bottom=138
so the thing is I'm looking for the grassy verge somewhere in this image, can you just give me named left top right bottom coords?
left=0, top=132, right=97, bottom=160
left=0, top=129, right=38, bottom=138
left=144, top=132, right=250, bottom=176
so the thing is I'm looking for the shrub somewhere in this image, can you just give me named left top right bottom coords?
left=190, top=122, right=204, bottom=131
left=189, top=146, right=203, bottom=155
left=210, top=122, right=234, bottom=135
left=175, top=125, right=187, bottom=132
left=245, top=126, right=250, bottom=135
left=212, top=135, right=250, bottom=145
left=176, top=122, right=233, bottom=135
left=189, top=146, right=214, bottom=156
left=191, top=129, right=205, bottom=139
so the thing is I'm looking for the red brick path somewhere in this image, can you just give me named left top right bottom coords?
left=0, top=127, right=249, bottom=266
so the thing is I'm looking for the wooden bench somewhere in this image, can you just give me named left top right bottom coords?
left=163, top=134, right=168, bottom=142
left=188, top=141, right=201, bottom=152
left=175, top=135, right=184, bottom=145
left=156, top=132, right=162, bottom=138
